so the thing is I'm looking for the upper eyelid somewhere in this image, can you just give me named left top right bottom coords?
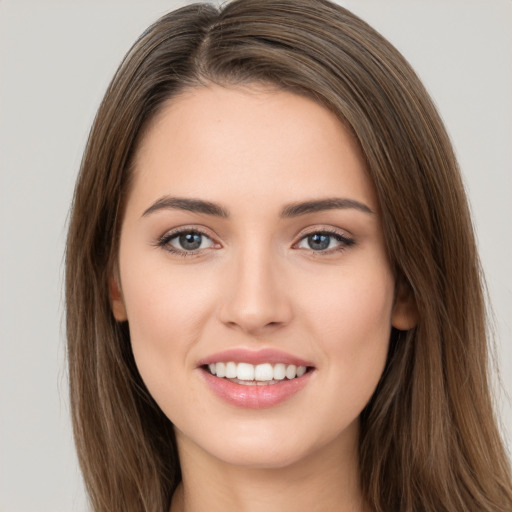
left=159, top=225, right=218, bottom=240
left=293, top=227, right=355, bottom=251
left=155, top=229, right=219, bottom=258
left=155, top=225, right=353, bottom=248
left=155, top=226, right=220, bottom=255
left=294, top=225, right=353, bottom=240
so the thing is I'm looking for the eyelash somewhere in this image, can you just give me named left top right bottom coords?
left=294, top=229, right=355, bottom=254
left=155, top=227, right=355, bottom=257
left=155, top=228, right=216, bottom=257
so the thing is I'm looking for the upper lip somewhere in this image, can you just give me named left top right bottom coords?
left=197, top=348, right=314, bottom=368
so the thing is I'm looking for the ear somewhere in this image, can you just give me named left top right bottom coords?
left=109, top=275, right=128, bottom=322
left=391, top=278, right=418, bottom=331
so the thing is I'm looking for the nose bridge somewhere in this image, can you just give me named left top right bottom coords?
left=219, top=239, right=292, bottom=334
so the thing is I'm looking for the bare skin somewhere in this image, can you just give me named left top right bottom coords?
left=170, top=421, right=366, bottom=512
left=111, top=84, right=416, bottom=512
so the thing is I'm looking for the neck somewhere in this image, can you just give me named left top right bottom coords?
left=170, top=422, right=367, bottom=512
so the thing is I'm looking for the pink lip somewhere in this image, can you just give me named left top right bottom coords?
left=197, top=347, right=313, bottom=367
left=199, top=367, right=314, bottom=409
left=196, top=348, right=315, bottom=409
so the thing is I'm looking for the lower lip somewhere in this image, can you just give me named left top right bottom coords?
left=200, top=368, right=313, bottom=409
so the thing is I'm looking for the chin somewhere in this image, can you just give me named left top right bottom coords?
left=208, top=443, right=314, bottom=470
left=174, top=414, right=359, bottom=471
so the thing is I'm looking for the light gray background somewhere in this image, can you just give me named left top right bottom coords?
left=0, top=1, right=510, bottom=511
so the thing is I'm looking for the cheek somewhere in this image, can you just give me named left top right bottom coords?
left=298, top=262, right=394, bottom=388
left=324, top=277, right=393, bottom=341
left=119, top=255, right=216, bottom=399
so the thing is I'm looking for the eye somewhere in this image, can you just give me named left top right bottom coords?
left=158, top=229, right=216, bottom=254
left=296, top=231, right=354, bottom=252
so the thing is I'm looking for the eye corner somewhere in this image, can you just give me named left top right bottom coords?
left=293, top=228, right=355, bottom=254
left=154, top=226, right=221, bottom=257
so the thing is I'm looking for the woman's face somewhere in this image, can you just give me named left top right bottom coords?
left=112, top=84, right=414, bottom=468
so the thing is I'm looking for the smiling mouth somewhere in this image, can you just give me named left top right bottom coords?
left=200, top=358, right=315, bottom=408
left=204, top=362, right=312, bottom=385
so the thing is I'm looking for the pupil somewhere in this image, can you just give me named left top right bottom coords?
left=179, top=232, right=202, bottom=250
left=308, top=234, right=330, bottom=250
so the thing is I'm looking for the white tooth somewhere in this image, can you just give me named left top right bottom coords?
left=225, top=361, right=237, bottom=378
left=255, top=363, right=273, bottom=381
left=216, top=362, right=226, bottom=378
left=237, top=362, right=255, bottom=380
left=285, top=364, right=297, bottom=379
left=273, top=363, right=286, bottom=380
left=296, top=365, right=307, bottom=377
left=208, top=363, right=216, bottom=375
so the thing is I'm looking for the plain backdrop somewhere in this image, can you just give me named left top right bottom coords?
left=0, top=1, right=510, bottom=511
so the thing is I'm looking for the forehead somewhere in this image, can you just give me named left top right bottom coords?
left=129, top=84, right=376, bottom=215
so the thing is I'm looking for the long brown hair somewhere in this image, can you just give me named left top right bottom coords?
left=65, top=1, right=512, bottom=510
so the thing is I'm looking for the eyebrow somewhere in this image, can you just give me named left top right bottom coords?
left=142, top=196, right=374, bottom=218
left=280, top=198, right=374, bottom=217
left=142, top=197, right=229, bottom=218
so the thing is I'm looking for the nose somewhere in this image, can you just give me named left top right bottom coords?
left=218, top=246, right=293, bottom=336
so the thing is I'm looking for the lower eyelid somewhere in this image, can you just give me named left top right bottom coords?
left=171, top=234, right=213, bottom=249
left=156, top=228, right=217, bottom=251
left=295, top=231, right=354, bottom=248
left=155, top=228, right=353, bottom=254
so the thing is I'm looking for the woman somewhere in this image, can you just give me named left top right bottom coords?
left=65, top=0, right=512, bottom=511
